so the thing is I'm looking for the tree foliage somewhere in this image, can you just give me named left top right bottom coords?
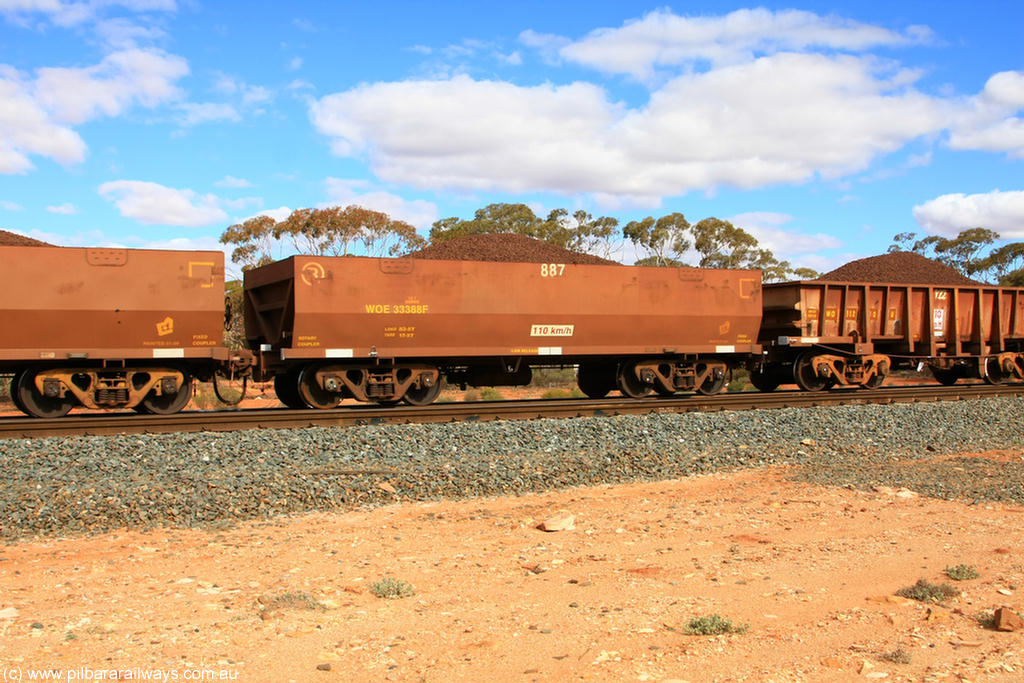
left=623, top=213, right=816, bottom=281
left=429, top=203, right=620, bottom=257
left=888, top=228, right=1024, bottom=285
left=220, top=205, right=425, bottom=270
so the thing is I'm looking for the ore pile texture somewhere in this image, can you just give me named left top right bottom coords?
left=818, top=252, right=982, bottom=286
left=1, top=397, right=1023, bottom=541
left=405, top=233, right=618, bottom=265
left=0, top=229, right=51, bottom=247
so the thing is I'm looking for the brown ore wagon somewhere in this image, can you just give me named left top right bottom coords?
left=244, top=255, right=763, bottom=407
left=754, top=280, right=1024, bottom=391
left=1, top=245, right=232, bottom=417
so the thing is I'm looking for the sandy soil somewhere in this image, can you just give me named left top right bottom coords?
left=1, top=452, right=1022, bottom=683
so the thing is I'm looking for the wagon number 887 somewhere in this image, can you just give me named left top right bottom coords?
left=541, top=263, right=566, bottom=277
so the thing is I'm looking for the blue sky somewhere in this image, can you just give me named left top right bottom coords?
left=1, top=0, right=1022, bottom=275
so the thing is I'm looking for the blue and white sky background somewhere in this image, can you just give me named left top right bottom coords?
left=1, top=0, right=1022, bottom=275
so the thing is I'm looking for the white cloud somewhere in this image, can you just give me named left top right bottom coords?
left=176, top=101, right=239, bottom=126
left=1, top=199, right=24, bottom=210
left=913, top=190, right=1024, bottom=239
left=0, top=66, right=88, bottom=171
left=33, top=48, right=187, bottom=124
left=554, top=8, right=930, bottom=80
left=323, top=178, right=439, bottom=229
left=247, top=206, right=291, bottom=223
left=288, top=56, right=303, bottom=71
left=98, top=179, right=228, bottom=226
left=215, top=175, right=252, bottom=188
left=947, top=70, right=1024, bottom=159
left=311, top=55, right=948, bottom=203
left=45, top=201, right=77, bottom=214
left=0, top=0, right=176, bottom=27
left=729, top=211, right=843, bottom=257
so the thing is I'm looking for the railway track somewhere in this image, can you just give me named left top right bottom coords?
left=2, top=383, right=1023, bottom=440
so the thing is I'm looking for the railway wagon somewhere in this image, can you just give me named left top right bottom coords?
left=244, top=255, right=763, bottom=407
left=753, top=280, right=1024, bottom=391
left=1, top=245, right=233, bottom=417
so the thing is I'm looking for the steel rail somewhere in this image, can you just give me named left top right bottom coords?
left=1, top=383, right=1023, bottom=440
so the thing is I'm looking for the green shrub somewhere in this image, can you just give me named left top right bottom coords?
left=540, top=387, right=584, bottom=399
left=896, top=579, right=959, bottom=604
left=478, top=387, right=504, bottom=400
left=683, top=614, right=748, bottom=636
left=880, top=647, right=912, bottom=664
left=944, top=564, right=979, bottom=581
left=370, top=577, right=414, bottom=599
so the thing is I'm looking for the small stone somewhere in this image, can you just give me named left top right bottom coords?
left=377, top=482, right=397, bottom=494
left=316, top=663, right=332, bottom=671
left=800, top=438, right=816, bottom=446
left=997, top=588, right=1013, bottom=596
left=926, top=607, right=951, bottom=622
left=994, top=607, right=1023, bottom=632
left=0, top=607, right=18, bottom=619
left=537, top=510, right=575, bottom=532
left=30, top=621, right=44, bottom=629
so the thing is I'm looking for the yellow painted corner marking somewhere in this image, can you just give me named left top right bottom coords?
left=188, top=261, right=216, bottom=288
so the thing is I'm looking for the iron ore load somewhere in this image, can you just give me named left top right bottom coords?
left=2, top=234, right=1024, bottom=418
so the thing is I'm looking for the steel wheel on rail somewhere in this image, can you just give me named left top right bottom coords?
left=577, top=363, right=616, bottom=399
left=297, top=365, right=343, bottom=409
left=403, top=374, right=442, bottom=406
left=982, top=356, right=1008, bottom=385
left=9, top=370, right=29, bottom=414
left=138, top=370, right=194, bottom=415
left=274, top=368, right=307, bottom=409
left=929, top=365, right=959, bottom=386
left=864, top=360, right=889, bottom=389
left=15, top=368, right=75, bottom=418
left=793, top=352, right=830, bottom=392
left=616, top=361, right=651, bottom=398
left=749, top=366, right=780, bottom=392
left=695, top=363, right=727, bottom=395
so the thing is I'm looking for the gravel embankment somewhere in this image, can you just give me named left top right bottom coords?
left=1, top=397, right=1023, bottom=542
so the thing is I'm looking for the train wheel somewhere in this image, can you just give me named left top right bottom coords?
left=274, top=368, right=307, bottom=409
left=793, top=352, right=829, bottom=392
left=403, top=377, right=441, bottom=406
left=15, top=369, right=75, bottom=418
left=695, top=364, right=727, bottom=395
left=297, top=366, right=342, bottom=409
left=617, top=361, right=651, bottom=398
left=929, top=366, right=959, bottom=386
left=577, top=364, right=616, bottom=399
left=983, top=356, right=1008, bottom=385
left=865, top=361, right=889, bottom=389
left=749, top=367, right=780, bottom=392
left=138, top=371, right=194, bottom=415
left=9, top=370, right=29, bottom=414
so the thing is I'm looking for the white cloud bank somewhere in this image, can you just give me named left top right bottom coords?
left=98, top=180, right=228, bottom=226
left=556, top=7, right=931, bottom=79
left=0, top=48, right=187, bottom=173
left=311, top=9, right=1021, bottom=209
left=311, top=55, right=949, bottom=205
left=913, top=190, right=1024, bottom=239
left=324, top=178, right=439, bottom=230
